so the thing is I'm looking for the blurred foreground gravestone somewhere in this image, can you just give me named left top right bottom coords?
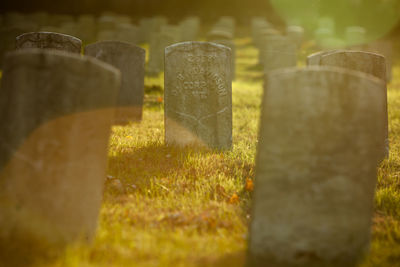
left=0, top=49, right=120, bottom=251
left=16, top=32, right=82, bottom=53
left=316, top=50, right=388, bottom=158
left=85, top=41, right=145, bottom=123
left=248, top=67, right=386, bottom=267
left=164, top=42, right=232, bottom=150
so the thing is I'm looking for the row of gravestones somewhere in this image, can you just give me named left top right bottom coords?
left=0, top=12, right=201, bottom=68
left=0, top=30, right=390, bottom=266
left=252, top=17, right=394, bottom=82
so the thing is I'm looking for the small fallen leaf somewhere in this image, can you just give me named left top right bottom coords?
left=229, top=193, right=240, bottom=204
left=157, top=96, right=163, bottom=103
left=245, top=178, right=254, bottom=192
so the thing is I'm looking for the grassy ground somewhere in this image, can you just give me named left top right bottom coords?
left=7, top=36, right=400, bottom=266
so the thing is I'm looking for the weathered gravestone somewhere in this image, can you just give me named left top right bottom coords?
left=306, top=50, right=343, bottom=66
left=165, top=42, right=232, bottom=150
left=248, top=67, right=386, bottom=267
left=15, top=32, right=82, bottom=54
left=210, top=40, right=235, bottom=80
left=318, top=50, right=388, bottom=158
left=0, top=49, right=120, bottom=248
left=85, top=41, right=145, bottom=123
left=366, top=40, right=393, bottom=82
left=259, top=37, right=297, bottom=72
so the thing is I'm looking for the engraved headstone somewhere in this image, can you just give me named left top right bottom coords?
left=318, top=50, right=388, bottom=158
left=248, top=67, right=386, bottom=267
left=16, top=32, right=82, bottom=54
left=0, top=49, right=120, bottom=248
left=165, top=42, right=232, bottom=150
left=210, top=39, right=235, bottom=80
left=85, top=41, right=145, bottom=123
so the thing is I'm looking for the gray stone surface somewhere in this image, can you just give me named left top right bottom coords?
left=16, top=32, right=82, bottom=53
left=165, top=42, right=232, bottom=150
left=366, top=40, right=393, bottom=82
left=259, top=37, right=297, bottom=72
left=210, top=39, right=235, bottom=80
left=306, top=50, right=343, bottom=66
left=319, top=50, right=388, bottom=158
left=248, top=67, right=386, bottom=267
left=85, top=41, right=145, bottom=123
left=0, top=49, right=120, bottom=247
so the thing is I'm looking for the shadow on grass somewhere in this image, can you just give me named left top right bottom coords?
left=106, top=142, right=215, bottom=189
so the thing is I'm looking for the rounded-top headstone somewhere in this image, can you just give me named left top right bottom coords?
left=15, top=32, right=82, bottom=53
left=0, top=49, right=120, bottom=249
left=248, top=66, right=386, bottom=267
left=85, top=41, right=146, bottom=123
left=164, top=41, right=232, bottom=150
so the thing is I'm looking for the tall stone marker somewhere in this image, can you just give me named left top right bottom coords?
left=85, top=41, right=145, bottom=123
left=0, top=49, right=120, bottom=250
left=318, top=50, right=388, bottom=158
left=306, top=50, right=343, bottom=66
left=165, top=42, right=232, bottom=150
left=15, top=32, right=82, bottom=53
left=248, top=67, right=385, bottom=267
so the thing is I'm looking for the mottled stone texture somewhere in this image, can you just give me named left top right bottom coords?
left=248, top=67, right=385, bottom=267
left=306, top=50, right=343, bottom=66
left=85, top=41, right=145, bottom=123
left=15, top=32, right=82, bottom=53
left=210, top=40, right=235, bottom=80
left=165, top=42, right=232, bottom=150
left=259, top=37, right=297, bottom=72
left=318, top=50, right=388, bottom=158
left=0, top=49, right=120, bottom=247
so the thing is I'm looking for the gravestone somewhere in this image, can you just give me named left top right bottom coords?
left=259, top=37, right=297, bottom=72
left=16, top=32, right=82, bottom=54
left=164, top=42, right=232, bottom=150
left=115, top=23, right=139, bottom=44
left=346, top=26, right=366, bottom=47
left=180, top=17, right=200, bottom=41
left=211, top=40, right=235, bottom=80
left=85, top=41, right=145, bottom=123
left=318, top=50, right=388, bottom=158
left=286, top=25, right=304, bottom=47
left=147, top=32, right=175, bottom=75
left=248, top=67, right=386, bottom=267
left=306, top=50, right=343, bottom=65
left=161, top=24, right=182, bottom=43
left=366, top=40, right=393, bottom=82
left=0, top=49, right=120, bottom=248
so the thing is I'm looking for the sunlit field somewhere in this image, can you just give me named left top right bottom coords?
left=3, top=33, right=391, bottom=267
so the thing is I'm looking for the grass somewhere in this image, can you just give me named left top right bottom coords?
left=3, top=36, right=400, bottom=266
